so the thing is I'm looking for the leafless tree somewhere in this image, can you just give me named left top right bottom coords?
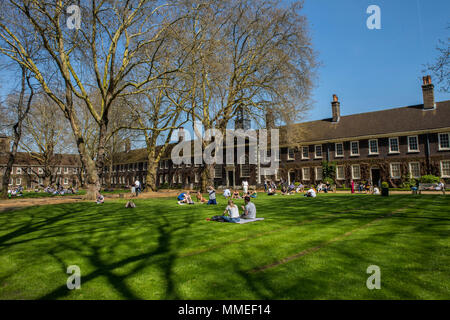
left=0, top=0, right=186, bottom=199
left=426, top=25, right=449, bottom=93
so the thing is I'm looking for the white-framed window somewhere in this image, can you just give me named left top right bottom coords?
left=16, top=167, right=22, bottom=174
left=389, top=137, right=400, bottom=153
left=159, top=161, right=163, bottom=169
left=38, top=168, right=44, bottom=174
left=369, top=139, right=379, bottom=155
left=9, top=178, right=13, bottom=186
left=195, top=172, right=199, bottom=183
left=350, top=141, right=359, bottom=156
left=301, top=146, right=309, bottom=159
left=27, top=167, right=32, bottom=174
left=407, top=135, right=419, bottom=152
left=287, top=148, right=295, bottom=160
left=438, top=133, right=450, bottom=151
left=38, top=177, right=43, bottom=185
left=64, top=178, right=68, bottom=185
left=159, top=175, right=163, bottom=184
left=215, top=165, right=223, bottom=178
left=165, top=174, right=168, bottom=183
left=64, top=167, right=69, bottom=174
left=73, top=168, right=78, bottom=174
left=240, top=163, right=250, bottom=178
left=409, top=162, right=421, bottom=179
left=178, top=174, right=182, bottom=184
left=390, top=163, right=401, bottom=179
left=302, top=167, right=310, bottom=181
left=440, top=160, right=450, bottom=178
left=351, top=165, right=361, bottom=179
left=172, top=175, right=176, bottom=184
left=275, top=169, right=280, bottom=181
left=336, top=165, right=345, bottom=180
left=57, top=167, right=62, bottom=174
left=16, top=178, right=22, bottom=185
left=315, top=167, right=323, bottom=181
left=315, top=145, right=323, bottom=159
left=335, top=143, right=344, bottom=157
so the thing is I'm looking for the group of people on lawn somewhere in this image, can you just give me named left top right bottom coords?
left=176, top=185, right=257, bottom=223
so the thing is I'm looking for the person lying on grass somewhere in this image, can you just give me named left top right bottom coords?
left=221, top=200, right=240, bottom=223
left=196, top=191, right=207, bottom=204
left=241, top=196, right=256, bottom=219
left=304, top=188, right=317, bottom=198
left=267, top=187, right=276, bottom=196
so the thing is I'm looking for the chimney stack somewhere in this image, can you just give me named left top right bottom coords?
left=0, top=135, right=11, bottom=154
left=124, top=139, right=131, bottom=153
left=178, top=127, right=185, bottom=142
left=331, top=94, right=340, bottom=122
left=422, top=75, right=435, bottom=110
left=265, top=109, right=275, bottom=129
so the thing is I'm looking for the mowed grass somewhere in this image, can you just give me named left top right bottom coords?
left=0, top=193, right=448, bottom=300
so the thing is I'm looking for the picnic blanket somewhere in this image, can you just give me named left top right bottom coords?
left=235, top=218, right=265, bottom=224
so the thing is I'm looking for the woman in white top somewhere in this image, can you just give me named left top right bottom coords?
left=222, top=200, right=240, bottom=223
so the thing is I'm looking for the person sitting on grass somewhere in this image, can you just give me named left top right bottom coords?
left=223, top=188, right=231, bottom=198
left=125, top=200, right=136, bottom=208
left=196, top=191, right=207, bottom=204
left=304, top=187, right=317, bottom=198
left=221, top=200, right=240, bottom=223
left=296, top=183, right=304, bottom=193
left=231, top=189, right=241, bottom=199
left=249, top=190, right=257, bottom=198
left=178, top=191, right=194, bottom=205
left=241, top=196, right=256, bottom=219
left=177, top=191, right=186, bottom=205
left=207, top=186, right=217, bottom=205
left=372, top=186, right=380, bottom=195
left=267, top=186, right=276, bottom=196
left=96, top=192, right=105, bottom=204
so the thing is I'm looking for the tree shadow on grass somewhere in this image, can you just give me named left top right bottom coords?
left=38, top=205, right=196, bottom=300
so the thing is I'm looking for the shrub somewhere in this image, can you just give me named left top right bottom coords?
left=401, top=178, right=417, bottom=189
left=381, top=182, right=389, bottom=188
left=420, top=175, right=440, bottom=184
left=323, top=177, right=334, bottom=185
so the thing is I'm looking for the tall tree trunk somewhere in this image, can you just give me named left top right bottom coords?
left=1, top=68, right=33, bottom=199
left=145, top=152, right=158, bottom=192
left=200, top=163, right=213, bottom=193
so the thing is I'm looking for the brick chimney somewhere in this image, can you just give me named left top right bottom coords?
left=178, top=127, right=185, bottom=142
left=422, top=75, right=435, bottom=110
left=124, top=139, right=131, bottom=153
left=331, top=94, right=340, bottom=122
left=265, top=109, right=275, bottom=129
left=0, top=135, right=11, bottom=154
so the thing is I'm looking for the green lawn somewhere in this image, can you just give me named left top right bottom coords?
left=0, top=193, right=448, bottom=299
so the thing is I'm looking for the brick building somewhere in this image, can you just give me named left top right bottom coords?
left=1, top=76, right=449, bottom=190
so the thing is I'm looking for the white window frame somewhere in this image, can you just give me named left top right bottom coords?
left=9, top=178, right=13, bottom=186
left=287, top=148, right=295, bottom=160
left=16, top=167, right=22, bottom=174
left=301, top=146, right=309, bottom=160
left=38, top=168, right=44, bottom=174
left=315, top=167, right=323, bottom=181
left=351, top=164, right=361, bottom=180
left=335, top=143, right=344, bottom=158
left=438, top=133, right=450, bottom=151
left=440, top=160, right=450, bottom=178
left=302, top=167, right=310, bottom=181
left=336, top=165, right=345, bottom=180
left=57, top=167, right=62, bottom=174
left=64, top=178, right=69, bottom=185
left=389, top=137, right=400, bottom=154
left=215, top=165, right=223, bottom=178
left=407, top=135, right=419, bottom=153
left=350, top=141, right=360, bottom=156
left=195, top=172, right=199, bottom=183
left=408, top=162, right=421, bottom=179
left=368, top=139, right=379, bottom=155
left=64, top=167, right=69, bottom=174
left=390, top=163, right=401, bottom=179
left=73, top=168, right=78, bottom=174
left=314, top=145, right=323, bottom=159
left=16, top=178, right=22, bottom=185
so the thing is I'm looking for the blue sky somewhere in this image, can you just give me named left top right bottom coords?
left=300, top=0, right=449, bottom=121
